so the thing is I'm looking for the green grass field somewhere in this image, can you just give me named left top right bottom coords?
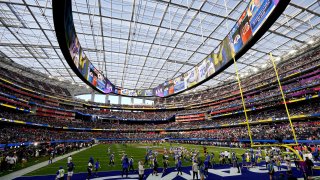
left=25, top=143, right=249, bottom=176
left=0, top=155, right=50, bottom=177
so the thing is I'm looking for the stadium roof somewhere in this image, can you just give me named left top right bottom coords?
left=0, top=0, right=319, bottom=96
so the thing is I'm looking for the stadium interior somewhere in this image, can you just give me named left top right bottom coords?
left=0, top=0, right=319, bottom=179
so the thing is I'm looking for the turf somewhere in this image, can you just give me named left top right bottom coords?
left=0, top=156, right=50, bottom=177
left=25, top=143, right=248, bottom=176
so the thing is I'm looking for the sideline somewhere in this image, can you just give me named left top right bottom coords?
left=1, top=145, right=96, bottom=180
left=13, top=163, right=320, bottom=180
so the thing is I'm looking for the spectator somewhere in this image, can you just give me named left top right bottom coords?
left=192, top=160, right=199, bottom=180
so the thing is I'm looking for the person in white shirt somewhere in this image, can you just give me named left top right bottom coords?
left=35, top=150, right=39, bottom=157
left=284, top=154, right=291, bottom=171
left=224, top=151, right=230, bottom=164
left=7, top=155, right=16, bottom=171
left=138, top=161, right=144, bottom=180
left=67, top=155, right=72, bottom=164
left=228, top=151, right=232, bottom=164
left=5, top=155, right=10, bottom=164
left=306, top=152, right=313, bottom=161
left=192, top=161, right=199, bottom=180
left=265, top=155, right=270, bottom=168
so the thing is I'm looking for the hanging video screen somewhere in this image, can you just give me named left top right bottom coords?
left=56, top=0, right=283, bottom=97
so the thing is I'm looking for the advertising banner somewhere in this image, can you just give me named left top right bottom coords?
left=206, top=54, right=215, bottom=77
left=96, top=73, right=106, bottom=92
left=153, top=84, right=164, bottom=97
left=238, top=10, right=253, bottom=44
left=121, top=89, right=129, bottom=96
left=229, top=24, right=243, bottom=53
left=198, top=60, right=208, bottom=82
left=248, top=0, right=276, bottom=34
left=79, top=49, right=89, bottom=78
left=105, top=80, right=114, bottom=94
left=186, top=67, right=199, bottom=88
left=128, top=90, right=137, bottom=96
left=69, top=37, right=80, bottom=67
left=163, top=80, right=174, bottom=97
left=221, top=37, right=236, bottom=63
left=87, top=63, right=98, bottom=86
left=173, top=76, right=186, bottom=93
left=214, top=45, right=224, bottom=71
left=144, top=89, right=153, bottom=96
left=137, top=89, right=153, bottom=96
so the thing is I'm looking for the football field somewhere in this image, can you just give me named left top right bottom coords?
left=25, top=143, right=247, bottom=176
left=12, top=143, right=320, bottom=180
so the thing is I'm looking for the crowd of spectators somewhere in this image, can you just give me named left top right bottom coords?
left=0, top=125, right=94, bottom=144
left=1, top=98, right=319, bottom=132
left=157, top=48, right=320, bottom=107
left=0, top=67, right=71, bottom=97
left=94, top=110, right=176, bottom=120
left=0, top=47, right=319, bottom=112
left=0, top=140, right=91, bottom=172
left=2, top=68, right=316, bottom=122
left=0, top=47, right=318, bottom=123
left=168, top=121, right=320, bottom=141
left=0, top=120, right=319, bottom=145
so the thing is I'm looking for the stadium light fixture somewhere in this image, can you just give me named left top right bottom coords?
left=308, top=40, right=314, bottom=44
left=289, top=50, right=297, bottom=54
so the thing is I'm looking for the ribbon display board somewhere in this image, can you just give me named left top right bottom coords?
left=52, top=0, right=289, bottom=97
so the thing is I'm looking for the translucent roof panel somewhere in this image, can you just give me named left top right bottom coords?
left=0, top=0, right=319, bottom=95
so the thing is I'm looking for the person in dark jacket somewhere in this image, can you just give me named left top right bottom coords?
left=129, top=156, right=134, bottom=173
left=176, top=157, right=182, bottom=176
left=121, top=155, right=129, bottom=178
left=152, top=157, right=159, bottom=176
left=305, top=157, right=314, bottom=177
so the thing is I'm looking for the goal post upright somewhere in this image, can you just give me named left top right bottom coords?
left=231, top=56, right=254, bottom=147
left=231, top=54, right=303, bottom=161
left=268, top=53, right=299, bottom=145
left=219, top=0, right=302, bottom=160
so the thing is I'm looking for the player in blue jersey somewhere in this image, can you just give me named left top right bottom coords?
left=205, top=153, right=210, bottom=163
left=176, top=157, right=182, bottom=176
left=121, top=155, right=129, bottom=178
left=129, top=156, right=134, bottom=173
left=267, top=160, right=275, bottom=180
left=144, top=152, right=149, bottom=166
left=94, top=159, right=101, bottom=177
left=152, top=156, right=159, bottom=176
left=67, top=160, right=75, bottom=180
left=204, top=159, right=209, bottom=177
left=210, top=152, right=215, bottom=167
